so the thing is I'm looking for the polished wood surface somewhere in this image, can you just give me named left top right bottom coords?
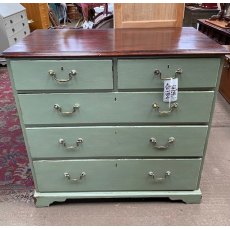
left=114, top=3, right=184, bottom=28
left=3, top=27, right=228, bottom=58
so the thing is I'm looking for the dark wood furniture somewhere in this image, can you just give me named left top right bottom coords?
left=184, top=6, right=219, bottom=29
left=198, top=19, right=230, bottom=45
left=219, top=45, right=230, bottom=103
left=198, top=19, right=230, bottom=103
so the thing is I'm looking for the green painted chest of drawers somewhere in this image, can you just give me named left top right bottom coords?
left=3, top=28, right=227, bottom=207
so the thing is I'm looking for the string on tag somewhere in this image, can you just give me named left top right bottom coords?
left=168, top=77, right=172, bottom=108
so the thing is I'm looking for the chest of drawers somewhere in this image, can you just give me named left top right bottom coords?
left=0, top=4, right=30, bottom=55
left=3, top=28, right=227, bottom=207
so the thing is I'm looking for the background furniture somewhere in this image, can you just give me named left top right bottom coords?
left=66, top=3, right=81, bottom=21
left=114, top=3, right=185, bottom=28
left=0, top=3, right=30, bottom=55
left=183, top=6, right=219, bottom=28
left=198, top=19, right=230, bottom=45
left=219, top=46, right=230, bottom=103
left=21, top=3, right=50, bottom=31
left=3, top=28, right=226, bottom=207
left=198, top=19, right=230, bottom=103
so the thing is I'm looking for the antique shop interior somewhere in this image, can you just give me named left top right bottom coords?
left=0, top=2, right=230, bottom=226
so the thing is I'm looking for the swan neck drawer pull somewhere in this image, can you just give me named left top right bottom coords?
left=154, top=68, right=182, bottom=80
left=150, top=137, right=175, bottom=149
left=48, top=69, right=77, bottom=83
left=54, top=103, right=80, bottom=115
left=152, top=103, right=178, bottom=115
left=148, top=171, right=171, bottom=182
left=64, top=172, right=86, bottom=182
left=59, top=138, right=83, bottom=150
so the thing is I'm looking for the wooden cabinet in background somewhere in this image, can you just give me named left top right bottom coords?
left=21, top=3, right=50, bottom=31
left=219, top=50, right=230, bottom=103
left=183, top=6, right=219, bottom=28
left=198, top=21, right=230, bottom=103
left=198, top=19, right=230, bottom=45
left=114, top=3, right=185, bottom=28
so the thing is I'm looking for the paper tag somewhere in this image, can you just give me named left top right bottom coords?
left=163, top=78, right=178, bottom=102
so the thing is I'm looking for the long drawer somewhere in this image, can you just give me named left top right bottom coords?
left=18, top=92, right=214, bottom=125
left=33, top=159, right=202, bottom=192
left=26, top=126, right=208, bottom=158
left=117, top=58, right=220, bottom=89
left=10, top=60, right=113, bottom=90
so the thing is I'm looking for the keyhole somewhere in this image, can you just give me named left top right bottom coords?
left=114, top=97, right=117, bottom=101
left=168, top=65, right=170, bottom=69
left=61, top=67, right=64, bottom=71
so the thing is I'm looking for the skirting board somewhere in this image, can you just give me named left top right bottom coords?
left=34, top=189, right=202, bottom=207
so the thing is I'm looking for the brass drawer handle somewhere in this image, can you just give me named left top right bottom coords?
left=150, top=137, right=175, bottom=149
left=148, top=171, right=171, bottom=182
left=59, top=138, right=83, bottom=150
left=54, top=103, right=80, bottom=115
left=64, top=172, right=86, bottom=182
left=48, top=69, right=77, bottom=83
left=154, top=68, right=182, bottom=80
left=152, top=103, right=178, bottom=115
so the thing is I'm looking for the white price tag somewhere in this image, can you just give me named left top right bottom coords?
left=163, top=78, right=178, bottom=102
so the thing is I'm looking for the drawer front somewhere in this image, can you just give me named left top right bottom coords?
left=18, top=92, right=214, bottom=125
left=34, top=159, right=202, bottom=192
left=117, top=58, right=220, bottom=89
left=6, top=19, right=28, bottom=37
left=4, top=11, right=27, bottom=28
left=8, top=27, right=30, bottom=46
left=10, top=60, right=113, bottom=90
left=26, top=126, right=208, bottom=159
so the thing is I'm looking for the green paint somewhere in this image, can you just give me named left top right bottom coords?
left=26, top=126, right=208, bottom=158
left=118, top=58, right=220, bottom=89
left=7, top=56, right=222, bottom=206
left=34, top=190, right=202, bottom=207
left=18, top=92, right=214, bottom=125
left=10, top=60, right=113, bottom=90
left=33, top=159, right=202, bottom=192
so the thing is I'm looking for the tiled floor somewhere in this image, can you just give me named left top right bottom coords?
left=0, top=93, right=230, bottom=226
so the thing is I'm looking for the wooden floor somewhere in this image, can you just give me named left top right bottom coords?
left=0, top=93, right=229, bottom=226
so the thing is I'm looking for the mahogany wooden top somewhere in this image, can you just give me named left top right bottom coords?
left=3, top=27, right=228, bottom=58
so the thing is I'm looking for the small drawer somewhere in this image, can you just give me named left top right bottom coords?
left=4, top=15, right=16, bottom=28
left=117, top=58, right=220, bottom=89
left=10, top=60, right=113, bottom=90
left=18, top=92, right=214, bottom=125
left=26, top=126, right=208, bottom=159
left=6, top=19, right=28, bottom=37
left=8, top=27, right=30, bottom=46
left=4, top=11, right=27, bottom=28
left=33, top=159, right=202, bottom=192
